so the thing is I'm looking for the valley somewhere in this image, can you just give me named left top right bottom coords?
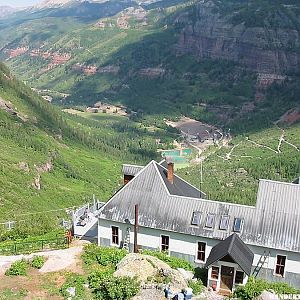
left=0, top=0, right=299, bottom=212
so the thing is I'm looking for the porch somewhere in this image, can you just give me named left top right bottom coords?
left=205, top=233, right=254, bottom=294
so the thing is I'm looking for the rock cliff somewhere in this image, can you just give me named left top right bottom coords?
left=175, top=0, right=300, bottom=74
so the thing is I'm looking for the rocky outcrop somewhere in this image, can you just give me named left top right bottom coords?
left=175, top=1, right=300, bottom=74
left=138, top=67, right=166, bottom=78
left=0, top=97, right=28, bottom=121
left=115, top=253, right=188, bottom=293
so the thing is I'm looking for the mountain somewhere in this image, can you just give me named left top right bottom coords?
left=175, top=0, right=300, bottom=74
left=0, top=0, right=299, bottom=133
left=0, top=62, right=166, bottom=219
left=34, top=0, right=78, bottom=8
left=0, top=6, right=18, bottom=18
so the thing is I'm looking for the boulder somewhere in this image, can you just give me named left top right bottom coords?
left=255, top=291, right=279, bottom=300
left=114, top=253, right=188, bottom=292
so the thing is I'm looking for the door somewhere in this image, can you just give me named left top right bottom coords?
left=220, top=266, right=234, bottom=291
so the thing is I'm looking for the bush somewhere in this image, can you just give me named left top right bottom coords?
left=141, top=249, right=194, bottom=271
left=5, top=259, right=28, bottom=276
left=88, top=267, right=114, bottom=289
left=60, top=273, right=86, bottom=300
left=31, top=255, right=45, bottom=269
left=93, top=275, right=140, bottom=300
left=188, top=279, right=204, bottom=295
left=82, top=244, right=127, bottom=267
left=234, top=276, right=300, bottom=300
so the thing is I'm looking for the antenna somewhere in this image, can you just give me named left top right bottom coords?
left=199, top=150, right=203, bottom=198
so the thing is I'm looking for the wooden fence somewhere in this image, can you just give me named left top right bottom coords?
left=0, top=236, right=69, bottom=256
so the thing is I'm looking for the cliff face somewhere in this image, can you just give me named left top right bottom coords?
left=175, top=1, right=300, bottom=74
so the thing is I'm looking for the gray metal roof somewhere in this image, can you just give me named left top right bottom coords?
left=100, top=161, right=300, bottom=253
left=293, top=177, right=300, bottom=184
left=122, top=164, right=144, bottom=176
left=205, top=233, right=254, bottom=275
left=156, top=163, right=206, bottom=198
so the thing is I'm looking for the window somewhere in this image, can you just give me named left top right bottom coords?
left=211, top=266, right=219, bottom=280
left=161, top=235, right=169, bottom=252
left=197, top=242, right=206, bottom=261
left=205, top=214, right=215, bottom=228
left=235, top=271, right=244, bottom=284
left=219, top=215, right=229, bottom=230
left=191, top=212, right=201, bottom=226
left=111, top=226, right=119, bottom=245
left=233, top=218, right=243, bottom=232
left=275, top=255, right=286, bottom=277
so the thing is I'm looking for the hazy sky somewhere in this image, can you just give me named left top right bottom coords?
left=0, top=0, right=41, bottom=7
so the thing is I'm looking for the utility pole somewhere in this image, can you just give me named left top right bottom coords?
left=134, top=204, right=139, bottom=253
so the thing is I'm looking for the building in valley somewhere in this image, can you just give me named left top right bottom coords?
left=96, top=160, right=300, bottom=293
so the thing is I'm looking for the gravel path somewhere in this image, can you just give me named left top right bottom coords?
left=0, top=241, right=88, bottom=274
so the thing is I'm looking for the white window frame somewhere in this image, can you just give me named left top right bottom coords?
left=205, top=213, right=216, bottom=230
left=274, top=254, right=287, bottom=278
left=210, top=265, right=220, bottom=281
left=160, top=234, right=170, bottom=255
left=195, top=241, right=207, bottom=263
left=219, top=215, right=230, bottom=231
left=111, top=225, right=120, bottom=247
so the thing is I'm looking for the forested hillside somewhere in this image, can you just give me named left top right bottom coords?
left=1, top=0, right=299, bottom=133
left=0, top=62, right=173, bottom=221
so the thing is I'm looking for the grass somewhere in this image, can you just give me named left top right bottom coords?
left=178, top=123, right=300, bottom=205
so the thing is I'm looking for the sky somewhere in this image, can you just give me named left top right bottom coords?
left=0, top=0, right=41, bottom=7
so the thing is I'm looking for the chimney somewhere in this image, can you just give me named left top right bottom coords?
left=167, top=161, right=174, bottom=184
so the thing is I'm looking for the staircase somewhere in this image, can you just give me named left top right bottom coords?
left=252, top=251, right=270, bottom=277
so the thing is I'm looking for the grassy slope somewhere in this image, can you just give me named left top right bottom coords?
left=178, top=124, right=300, bottom=205
left=0, top=63, right=173, bottom=219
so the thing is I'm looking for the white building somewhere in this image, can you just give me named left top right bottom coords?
left=96, top=160, right=300, bottom=293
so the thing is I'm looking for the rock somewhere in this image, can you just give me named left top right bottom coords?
left=32, top=175, right=41, bottom=190
left=175, top=1, right=300, bottom=74
left=66, top=286, right=76, bottom=298
left=255, top=291, right=279, bottom=300
left=177, top=268, right=194, bottom=281
left=18, top=162, right=30, bottom=172
left=114, top=253, right=188, bottom=293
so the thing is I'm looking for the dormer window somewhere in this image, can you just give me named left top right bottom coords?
left=205, top=213, right=215, bottom=228
left=219, top=215, right=229, bottom=230
left=233, top=218, right=243, bottom=233
left=191, top=211, right=201, bottom=226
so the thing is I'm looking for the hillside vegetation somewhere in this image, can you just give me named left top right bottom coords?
left=1, top=0, right=299, bottom=133
left=0, top=62, right=174, bottom=221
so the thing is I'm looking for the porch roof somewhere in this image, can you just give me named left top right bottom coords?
left=205, top=233, right=254, bottom=275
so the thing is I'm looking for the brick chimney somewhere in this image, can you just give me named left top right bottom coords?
left=167, top=161, right=174, bottom=184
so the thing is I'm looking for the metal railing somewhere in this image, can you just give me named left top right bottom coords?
left=0, top=236, right=69, bottom=256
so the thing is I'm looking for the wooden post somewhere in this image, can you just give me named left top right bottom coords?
left=134, top=204, right=138, bottom=253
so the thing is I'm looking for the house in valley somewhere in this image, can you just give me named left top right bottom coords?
left=96, top=160, right=300, bottom=293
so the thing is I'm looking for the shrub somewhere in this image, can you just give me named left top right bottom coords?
left=5, top=259, right=28, bottom=276
left=88, top=267, right=114, bottom=289
left=31, top=255, right=46, bottom=269
left=82, top=244, right=127, bottom=267
left=188, top=279, right=204, bottom=295
left=60, top=273, right=86, bottom=300
left=93, top=275, right=140, bottom=300
left=234, top=276, right=300, bottom=300
left=194, top=267, right=208, bottom=285
left=141, top=249, right=194, bottom=271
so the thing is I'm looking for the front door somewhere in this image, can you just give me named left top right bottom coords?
left=220, top=266, right=234, bottom=291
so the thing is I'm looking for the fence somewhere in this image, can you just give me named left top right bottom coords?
left=0, top=236, right=69, bottom=256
